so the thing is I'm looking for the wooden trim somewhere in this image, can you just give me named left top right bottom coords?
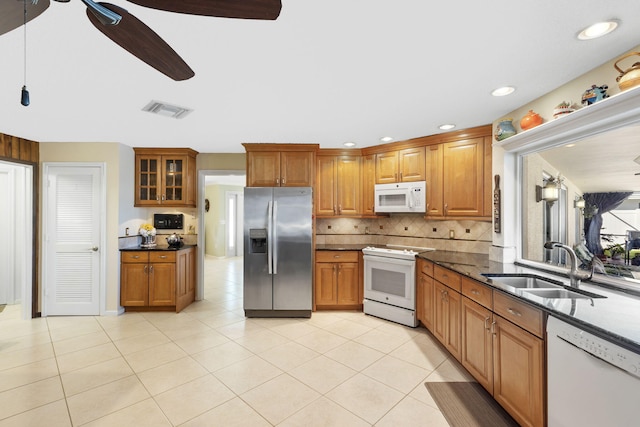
left=361, top=125, right=492, bottom=155
left=317, top=148, right=363, bottom=156
left=133, top=147, right=198, bottom=156
left=242, top=143, right=320, bottom=152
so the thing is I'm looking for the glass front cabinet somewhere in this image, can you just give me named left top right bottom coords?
left=134, top=148, right=198, bottom=207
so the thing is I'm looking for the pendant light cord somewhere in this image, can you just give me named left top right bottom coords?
left=23, top=0, right=27, bottom=86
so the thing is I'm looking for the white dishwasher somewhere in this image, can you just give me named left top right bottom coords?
left=547, top=316, right=640, bottom=427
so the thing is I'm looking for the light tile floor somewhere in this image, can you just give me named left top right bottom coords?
left=0, top=256, right=475, bottom=426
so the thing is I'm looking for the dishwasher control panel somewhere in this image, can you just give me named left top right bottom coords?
left=551, top=317, right=640, bottom=380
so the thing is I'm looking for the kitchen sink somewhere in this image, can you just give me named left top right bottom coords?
left=482, top=273, right=607, bottom=300
left=521, top=288, right=593, bottom=299
left=481, top=274, right=564, bottom=289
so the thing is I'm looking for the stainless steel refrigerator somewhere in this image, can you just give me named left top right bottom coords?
left=243, top=187, right=313, bottom=318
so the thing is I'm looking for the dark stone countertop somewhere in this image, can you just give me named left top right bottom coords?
left=316, top=244, right=372, bottom=251
left=120, top=244, right=196, bottom=252
left=417, top=251, right=640, bottom=354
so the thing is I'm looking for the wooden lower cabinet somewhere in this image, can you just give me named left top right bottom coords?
left=493, top=314, right=545, bottom=427
left=419, top=261, right=546, bottom=427
left=461, top=297, right=494, bottom=393
left=433, top=280, right=461, bottom=361
left=120, top=247, right=195, bottom=312
left=315, top=251, right=361, bottom=309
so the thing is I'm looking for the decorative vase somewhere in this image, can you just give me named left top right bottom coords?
left=495, top=118, right=517, bottom=141
left=520, top=110, right=543, bottom=131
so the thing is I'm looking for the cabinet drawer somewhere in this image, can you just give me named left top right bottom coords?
left=434, top=265, right=461, bottom=292
left=461, top=277, right=492, bottom=309
left=316, top=251, right=358, bottom=263
left=121, top=251, right=149, bottom=263
left=418, top=259, right=434, bottom=277
left=150, top=251, right=176, bottom=263
left=493, top=292, right=544, bottom=338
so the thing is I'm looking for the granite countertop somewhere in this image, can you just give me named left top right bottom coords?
left=417, top=251, right=640, bottom=354
left=316, top=244, right=372, bottom=251
left=120, top=244, right=196, bottom=252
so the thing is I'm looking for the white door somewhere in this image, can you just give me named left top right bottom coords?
left=226, top=191, right=244, bottom=257
left=43, top=164, right=104, bottom=316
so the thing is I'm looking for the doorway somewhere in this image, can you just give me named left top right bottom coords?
left=197, top=170, right=245, bottom=301
left=0, top=161, right=33, bottom=318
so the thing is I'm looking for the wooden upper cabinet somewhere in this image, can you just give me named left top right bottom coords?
left=425, top=143, right=444, bottom=217
left=442, top=138, right=484, bottom=217
left=315, top=153, right=360, bottom=216
left=361, top=154, right=376, bottom=216
left=244, top=144, right=317, bottom=187
left=375, top=147, right=425, bottom=184
left=483, top=136, right=493, bottom=217
left=246, top=151, right=281, bottom=187
left=134, top=148, right=198, bottom=208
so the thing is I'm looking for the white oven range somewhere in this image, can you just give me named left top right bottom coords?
left=362, top=246, right=434, bottom=327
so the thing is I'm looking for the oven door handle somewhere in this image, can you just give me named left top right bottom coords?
left=363, top=255, right=416, bottom=266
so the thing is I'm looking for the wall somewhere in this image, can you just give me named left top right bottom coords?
left=40, top=142, right=131, bottom=314
left=522, top=153, right=582, bottom=261
left=197, top=153, right=246, bottom=171
left=317, top=216, right=492, bottom=253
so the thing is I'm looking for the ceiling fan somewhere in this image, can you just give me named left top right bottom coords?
left=1, top=0, right=282, bottom=81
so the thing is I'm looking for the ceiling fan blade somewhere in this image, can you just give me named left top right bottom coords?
left=0, top=0, right=50, bottom=37
left=126, top=0, right=281, bottom=20
left=86, top=3, right=194, bottom=81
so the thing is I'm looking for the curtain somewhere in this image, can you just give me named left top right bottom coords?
left=583, top=192, right=632, bottom=254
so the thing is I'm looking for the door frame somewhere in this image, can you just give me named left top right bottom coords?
left=197, top=170, right=245, bottom=300
left=41, top=162, right=107, bottom=316
left=0, top=160, right=34, bottom=319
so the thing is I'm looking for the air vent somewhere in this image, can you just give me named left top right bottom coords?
left=142, top=100, right=193, bottom=119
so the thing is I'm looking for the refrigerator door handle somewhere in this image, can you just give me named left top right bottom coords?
left=272, top=201, right=278, bottom=274
left=267, top=200, right=273, bottom=275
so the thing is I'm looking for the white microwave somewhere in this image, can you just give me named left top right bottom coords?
left=374, top=181, right=426, bottom=213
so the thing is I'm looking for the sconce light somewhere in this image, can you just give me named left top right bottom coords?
left=574, top=196, right=586, bottom=210
left=535, top=178, right=560, bottom=206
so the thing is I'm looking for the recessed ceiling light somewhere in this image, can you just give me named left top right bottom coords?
left=380, top=136, right=393, bottom=142
left=565, top=143, right=576, bottom=148
left=439, top=124, right=456, bottom=130
left=343, top=141, right=356, bottom=148
left=491, top=86, right=515, bottom=97
left=578, top=20, right=619, bottom=40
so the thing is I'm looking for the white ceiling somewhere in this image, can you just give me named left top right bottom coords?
left=1, top=1, right=640, bottom=153
left=538, top=124, right=640, bottom=193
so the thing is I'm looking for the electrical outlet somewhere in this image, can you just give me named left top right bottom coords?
left=466, top=229, right=471, bottom=233
left=449, top=229, right=455, bottom=239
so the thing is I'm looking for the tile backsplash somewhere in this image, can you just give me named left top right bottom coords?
left=316, top=215, right=492, bottom=254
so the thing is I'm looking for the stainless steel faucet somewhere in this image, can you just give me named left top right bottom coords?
left=544, top=241, right=592, bottom=287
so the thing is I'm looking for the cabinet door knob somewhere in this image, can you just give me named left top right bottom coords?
left=149, top=265, right=154, bottom=273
